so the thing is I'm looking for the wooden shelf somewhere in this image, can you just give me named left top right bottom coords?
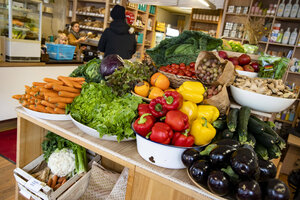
left=76, top=13, right=105, bottom=18
left=288, top=71, right=300, bottom=75
left=79, top=25, right=103, bottom=32
left=126, top=6, right=137, bottom=11
left=137, top=9, right=147, bottom=14
left=275, top=118, right=293, bottom=124
left=268, top=42, right=295, bottom=47
left=225, top=12, right=248, bottom=16
left=222, top=36, right=242, bottom=41
left=249, top=14, right=275, bottom=18
left=191, top=19, right=219, bottom=24
left=276, top=17, right=300, bottom=22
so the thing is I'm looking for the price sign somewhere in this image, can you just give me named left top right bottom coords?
left=126, top=11, right=135, bottom=25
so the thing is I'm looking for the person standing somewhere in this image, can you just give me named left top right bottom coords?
left=68, top=21, right=86, bottom=51
left=98, top=5, right=136, bottom=59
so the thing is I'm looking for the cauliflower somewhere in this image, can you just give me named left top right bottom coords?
left=48, top=148, right=75, bottom=177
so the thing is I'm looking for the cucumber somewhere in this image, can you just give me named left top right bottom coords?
left=227, top=108, right=239, bottom=132
left=222, top=129, right=234, bottom=139
left=213, top=119, right=227, bottom=130
left=254, top=131, right=277, bottom=148
left=237, top=106, right=251, bottom=143
left=246, top=133, right=256, bottom=148
left=248, top=117, right=265, bottom=135
left=276, top=136, right=286, bottom=150
left=255, top=143, right=269, bottom=160
left=268, top=144, right=282, bottom=159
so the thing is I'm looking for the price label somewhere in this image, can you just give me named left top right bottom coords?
left=25, top=178, right=43, bottom=193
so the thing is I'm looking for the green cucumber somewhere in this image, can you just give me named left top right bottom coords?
left=237, top=106, right=251, bottom=143
left=268, top=144, right=282, bottom=159
left=227, top=108, right=239, bottom=132
left=222, top=129, right=234, bottom=139
left=276, top=136, right=286, bottom=150
left=248, top=117, right=265, bottom=135
left=254, top=131, right=277, bottom=148
left=213, top=119, right=227, bottom=130
left=255, top=143, right=269, bottom=160
left=246, top=133, right=256, bottom=148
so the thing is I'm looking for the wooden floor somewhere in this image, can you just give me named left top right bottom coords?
left=0, top=119, right=17, bottom=132
left=0, top=156, right=15, bottom=200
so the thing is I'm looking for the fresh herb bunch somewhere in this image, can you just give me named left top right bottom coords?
left=105, top=60, right=155, bottom=96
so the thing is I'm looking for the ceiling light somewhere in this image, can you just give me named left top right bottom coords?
left=198, top=0, right=210, bottom=7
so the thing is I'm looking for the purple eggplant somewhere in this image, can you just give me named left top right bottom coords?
left=236, top=180, right=262, bottom=200
left=181, top=148, right=202, bottom=168
left=189, top=160, right=210, bottom=185
left=258, top=158, right=277, bottom=181
left=216, top=139, right=241, bottom=148
left=207, top=171, right=230, bottom=196
left=261, top=179, right=290, bottom=200
left=209, top=145, right=236, bottom=167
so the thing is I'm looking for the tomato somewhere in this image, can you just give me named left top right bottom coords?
left=178, top=70, right=185, bottom=76
left=192, top=75, right=197, bottom=79
left=171, top=63, right=176, bottom=68
left=179, top=63, right=185, bottom=68
left=175, top=64, right=180, bottom=69
left=179, top=65, right=186, bottom=70
left=167, top=64, right=171, bottom=68
left=168, top=69, right=173, bottom=73
left=185, top=71, right=192, bottom=77
left=189, top=62, right=195, bottom=68
left=171, top=66, right=176, bottom=70
left=190, top=68, right=195, bottom=73
left=160, top=68, right=167, bottom=72
left=186, top=66, right=191, bottom=71
left=173, top=69, right=179, bottom=74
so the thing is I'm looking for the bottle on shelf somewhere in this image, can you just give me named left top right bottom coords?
left=291, top=0, right=299, bottom=17
left=276, top=29, right=284, bottom=43
left=276, top=112, right=281, bottom=119
left=281, top=110, right=287, bottom=120
left=289, top=28, right=298, bottom=45
left=272, top=4, right=277, bottom=15
left=282, top=27, right=291, bottom=44
left=285, top=109, right=290, bottom=121
left=289, top=105, right=296, bottom=121
left=298, top=5, right=300, bottom=17
left=283, top=0, right=292, bottom=17
left=277, top=0, right=286, bottom=17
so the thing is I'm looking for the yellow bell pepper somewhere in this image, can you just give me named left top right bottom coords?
left=179, top=101, right=198, bottom=124
left=177, top=81, right=205, bottom=104
left=197, top=105, right=219, bottom=123
left=191, top=117, right=216, bottom=146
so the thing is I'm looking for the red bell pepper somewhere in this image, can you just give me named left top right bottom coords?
left=172, top=130, right=194, bottom=147
left=162, top=91, right=183, bottom=110
left=133, top=113, right=155, bottom=137
left=165, top=110, right=189, bottom=132
left=149, top=97, right=167, bottom=118
left=138, top=103, right=151, bottom=116
left=149, top=122, right=173, bottom=144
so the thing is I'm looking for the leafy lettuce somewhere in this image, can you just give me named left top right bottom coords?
left=66, top=82, right=142, bottom=142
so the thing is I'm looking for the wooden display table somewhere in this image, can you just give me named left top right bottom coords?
left=16, top=107, right=222, bottom=200
left=281, top=134, right=300, bottom=175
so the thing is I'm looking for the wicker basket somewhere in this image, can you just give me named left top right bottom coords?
left=131, top=91, right=151, bottom=102
left=158, top=70, right=198, bottom=89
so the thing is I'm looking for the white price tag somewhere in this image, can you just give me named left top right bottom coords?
left=25, top=178, right=43, bottom=193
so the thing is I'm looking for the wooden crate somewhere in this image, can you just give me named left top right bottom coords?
left=14, top=154, right=100, bottom=200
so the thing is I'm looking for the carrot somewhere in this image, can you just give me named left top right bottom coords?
left=44, top=83, right=54, bottom=89
left=54, top=107, right=65, bottom=114
left=44, top=92, right=59, bottom=98
left=29, top=105, right=36, bottom=111
left=22, top=100, right=29, bottom=107
left=48, top=96, right=74, bottom=104
left=78, top=81, right=85, bottom=85
left=51, top=175, right=58, bottom=189
left=52, top=84, right=80, bottom=93
left=58, top=91, right=80, bottom=98
left=66, top=77, right=85, bottom=82
left=25, top=88, right=32, bottom=94
left=35, top=99, right=42, bottom=105
left=12, top=95, right=22, bottom=100
left=31, top=87, right=40, bottom=92
left=32, top=82, right=46, bottom=86
left=47, top=178, right=52, bottom=187
left=58, top=177, right=66, bottom=183
left=61, top=178, right=67, bottom=185
left=71, top=80, right=82, bottom=89
left=41, top=100, right=56, bottom=108
left=54, top=183, right=61, bottom=191
left=43, top=78, right=63, bottom=85
left=25, top=85, right=31, bottom=90
left=34, top=105, right=47, bottom=113
left=58, top=76, right=74, bottom=87
left=55, top=102, right=67, bottom=109
left=29, top=91, right=38, bottom=96
left=40, top=88, right=55, bottom=93
left=45, top=106, right=55, bottom=114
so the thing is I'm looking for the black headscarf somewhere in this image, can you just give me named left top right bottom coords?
left=110, top=5, right=125, bottom=20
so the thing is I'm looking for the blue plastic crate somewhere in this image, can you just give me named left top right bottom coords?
left=46, top=43, right=76, bottom=60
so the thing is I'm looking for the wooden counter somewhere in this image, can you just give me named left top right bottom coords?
left=0, top=62, right=83, bottom=67
left=16, top=107, right=221, bottom=200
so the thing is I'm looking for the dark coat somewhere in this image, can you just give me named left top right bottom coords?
left=98, top=20, right=136, bottom=59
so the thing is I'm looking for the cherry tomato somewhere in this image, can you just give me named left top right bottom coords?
left=168, top=68, right=173, bottom=73
left=175, top=64, right=180, bottom=69
left=190, top=68, right=195, bottom=73
left=192, top=75, right=197, bottom=79
left=179, top=63, right=185, bottom=68
left=167, top=64, right=171, bottom=68
left=186, top=71, right=192, bottom=77
left=173, top=69, right=179, bottom=74
left=186, top=66, right=191, bottom=71
left=171, top=66, right=176, bottom=70
left=171, top=63, right=176, bottom=68
left=179, top=65, right=186, bottom=70
left=178, top=70, right=185, bottom=76
left=189, top=62, right=195, bottom=68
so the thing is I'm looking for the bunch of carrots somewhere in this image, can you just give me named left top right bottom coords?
left=47, top=175, right=67, bottom=191
left=12, top=76, right=85, bottom=114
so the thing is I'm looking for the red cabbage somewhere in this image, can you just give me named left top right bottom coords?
left=100, top=54, right=124, bottom=77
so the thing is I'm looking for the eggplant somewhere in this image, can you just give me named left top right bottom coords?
left=209, top=145, right=236, bottom=167
left=207, top=170, right=230, bottom=196
left=258, top=158, right=277, bottom=181
left=261, top=179, right=290, bottom=200
left=181, top=149, right=202, bottom=168
left=230, top=147, right=259, bottom=179
left=236, top=180, right=262, bottom=200
left=188, top=160, right=210, bottom=185
left=215, top=139, right=241, bottom=149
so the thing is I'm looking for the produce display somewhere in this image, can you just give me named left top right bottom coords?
left=212, top=106, right=286, bottom=160
left=134, top=72, right=172, bottom=100
left=159, top=62, right=196, bottom=78
left=146, top=30, right=222, bottom=66
left=12, top=76, right=85, bottom=114
left=196, top=57, right=225, bottom=84
left=66, top=81, right=142, bottom=142
left=203, top=85, right=223, bottom=99
left=182, top=140, right=290, bottom=199
left=233, top=75, right=297, bottom=99
left=258, top=55, right=289, bottom=79
left=30, top=132, right=88, bottom=191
